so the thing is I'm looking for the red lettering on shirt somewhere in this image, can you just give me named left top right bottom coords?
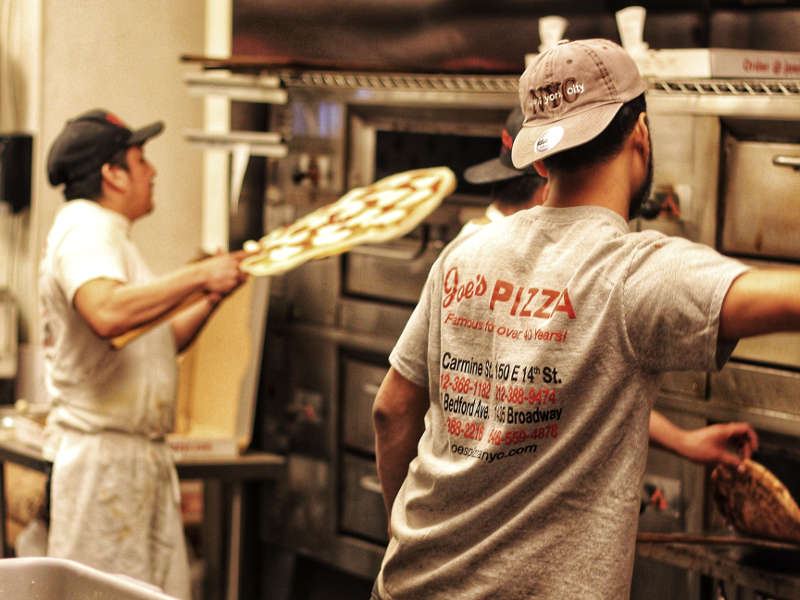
left=442, top=267, right=576, bottom=320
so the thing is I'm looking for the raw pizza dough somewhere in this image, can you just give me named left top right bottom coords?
left=240, top=167, right=456, bottom=276
left=710, top=458, right=800, bottom=544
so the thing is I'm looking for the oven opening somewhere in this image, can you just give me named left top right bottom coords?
left=342, top=128, right=503, bottom=305
left=374, top=129, right=499, bottom=203
left=340, top=226, right=437, bottom=307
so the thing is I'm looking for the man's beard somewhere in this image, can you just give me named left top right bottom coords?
left=628, top=131, right=654, bottom=220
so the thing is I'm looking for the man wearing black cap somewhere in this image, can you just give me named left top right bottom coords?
left=459, top=107, right=549, bottom=237
left=371, top=39, right=800, bottom=600
left=40, top=109, right=250, bottom=599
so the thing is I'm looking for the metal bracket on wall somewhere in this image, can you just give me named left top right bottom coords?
left=184, top=130, right=288, bottom=213
left=183, top=71, right=288, bottom=104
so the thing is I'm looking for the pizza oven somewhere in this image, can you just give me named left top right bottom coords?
left=631, top=86, right=800, bottom=600
left=249, top=73, right=519, bottom=578
left=210, top=65, right=800, bottom=595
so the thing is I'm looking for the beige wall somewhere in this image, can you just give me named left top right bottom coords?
left=26, top=0, right=206, bottom=343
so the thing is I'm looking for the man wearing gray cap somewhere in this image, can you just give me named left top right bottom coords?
left=371, top=39, right=800, bottom=599
left=40, top=109, right=250, bottom=599
left=462, top=106, right=757, bottom=466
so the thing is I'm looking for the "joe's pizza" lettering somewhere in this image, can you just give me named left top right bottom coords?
left=442, top=266, right=576, bottom=319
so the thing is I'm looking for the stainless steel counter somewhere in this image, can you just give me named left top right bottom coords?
left=637, top=540, right=800, bottom=599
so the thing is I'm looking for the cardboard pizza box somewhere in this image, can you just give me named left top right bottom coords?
left=639, top=48, right=800, bottom=79
left=526, top=47, right=800, bottom=80
left=170, top=276, right=269, bottom=459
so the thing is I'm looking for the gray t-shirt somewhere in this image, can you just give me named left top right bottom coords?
left=377, top=205, right=748, bottom=600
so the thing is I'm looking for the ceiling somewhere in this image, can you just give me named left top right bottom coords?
left=232, top=1, right=800, bottom=73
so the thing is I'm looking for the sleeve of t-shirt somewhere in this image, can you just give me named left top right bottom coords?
left=622, top=234, right=750, bottom=372
left=54, top=223, right=129, bottom=303
left=388, top=260, right=438, bottom=388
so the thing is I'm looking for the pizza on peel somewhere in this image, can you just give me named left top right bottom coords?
left=711, top=458, right=800, bottom=544
left=240, top=167, right=456, bottom=277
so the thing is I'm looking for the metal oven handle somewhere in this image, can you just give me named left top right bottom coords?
left=347, top=226, right=431, bottom=261
left=772, top=155, right=800, bottom=171
left=359, top=474, right=383, bottom=495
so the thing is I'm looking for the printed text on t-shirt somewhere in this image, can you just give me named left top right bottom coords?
left=442, top=266, right=576, bottom=318
left=439, top=350, right=564, bottom=460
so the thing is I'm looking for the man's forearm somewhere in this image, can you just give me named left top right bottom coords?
left=372, top=367, right=429, bottom=520
left=170, top=293, right=221, bottom=351
left=719, top=269, right=800, bottom=342
left=649, top=410, right=757, bottom=466
left=648, top=410, right=687, bottom=455
left=375, top=417, right=425, bottom=518
left=75, top=265, right=210, bottom=338
left=74, top=253, right=246, bottom=339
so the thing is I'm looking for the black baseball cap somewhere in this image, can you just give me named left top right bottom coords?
left=47, top=109, right=164, bottom=186
left=464, top=106, right=537, bottom=184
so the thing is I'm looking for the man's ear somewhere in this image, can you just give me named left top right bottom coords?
left=101, top=163, right=128, bottom=191
left=533, top=161, right=548, bottom=178
left=633, top=112, right=650, bottom=159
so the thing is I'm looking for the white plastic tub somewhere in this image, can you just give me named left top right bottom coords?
left=0, top=557, right=179, bottom=599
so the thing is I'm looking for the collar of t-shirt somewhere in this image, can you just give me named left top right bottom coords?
left=70, top=198, right=132, bottom=237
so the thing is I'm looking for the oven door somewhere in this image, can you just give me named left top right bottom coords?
left=721, top=130, right=800, bottom=262
left=719, top=123, right=800, bottom=369
left=343, top=105, right=510, bottom=304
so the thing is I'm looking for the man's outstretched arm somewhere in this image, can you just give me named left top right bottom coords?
left=719, top=269, right=800, bottom=342
left=649, top=411, right=758, bottom=469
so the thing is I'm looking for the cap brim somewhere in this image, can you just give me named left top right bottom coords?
left=128, top=121, right=164, bottom=146
left=463, top=156, right=523, bottom=184
left=511, top=103, right=623, bottom=169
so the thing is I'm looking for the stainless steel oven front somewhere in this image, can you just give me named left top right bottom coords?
left=257, top=77, right=518, bottom=579
left=632, top=81, right=800, bottom=600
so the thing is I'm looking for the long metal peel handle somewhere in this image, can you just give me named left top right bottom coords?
left=772, top=155, right=800, bottom=170
left=347, top=235, right=428, bottom=261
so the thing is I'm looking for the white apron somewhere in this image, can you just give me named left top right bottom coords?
left=46, top=428, right=190, bottom=599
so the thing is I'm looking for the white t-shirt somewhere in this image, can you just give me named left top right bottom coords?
left=39, top=199, right=177, bottom=443
left=377, top=205, right=748, bottom=600
left=458, top=203, right=505, bottom=238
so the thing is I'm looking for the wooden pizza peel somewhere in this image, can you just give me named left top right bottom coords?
left=110, top=166, right=455, bottom=349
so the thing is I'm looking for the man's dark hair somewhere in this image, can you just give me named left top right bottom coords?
left=490, top=173, right=545, bottom=206
left=542, top=93, right=647, bottom=174
left=63, top=146, right=130, bottom=201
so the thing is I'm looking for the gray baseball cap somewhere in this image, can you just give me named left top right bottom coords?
left=512, top=39, right=646, bottom=168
